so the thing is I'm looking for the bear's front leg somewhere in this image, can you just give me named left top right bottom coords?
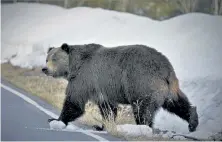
left=48, top=95, right=85, bottom=130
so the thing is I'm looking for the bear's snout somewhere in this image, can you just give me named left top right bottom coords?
left=42, top=67, right=48, bottom=74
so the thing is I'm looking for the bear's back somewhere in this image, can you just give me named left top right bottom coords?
left=92, top=44, right=174, bottom=76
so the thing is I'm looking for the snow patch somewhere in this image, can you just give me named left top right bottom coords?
left=49, top=120, right=66, bottom=130
left=49, top=120, right=80, bottom=131
left=117, top=124, right=153, bottom=136
left=66, top=123, right=79, bottom=131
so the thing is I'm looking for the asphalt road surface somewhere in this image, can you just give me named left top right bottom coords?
left=1, top=79, right=122, bottom=141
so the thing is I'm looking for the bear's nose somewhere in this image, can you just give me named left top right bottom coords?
left=42, top=67, right=48, bottom=73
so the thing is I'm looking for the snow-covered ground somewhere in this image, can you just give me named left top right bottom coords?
left=1, top=3, right=222, bottom=140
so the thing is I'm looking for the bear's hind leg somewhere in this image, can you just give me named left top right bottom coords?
left=99, top=102, right=118, bottom=121
left=93, top=102, right=117, bottom=131
left=131, top=98, right=160, bottom=128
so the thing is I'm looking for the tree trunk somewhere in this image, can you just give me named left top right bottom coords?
left=64, top=0, right=68, bottom=9
left=219, top=0, right=222, bottom=14
left=121, top=0, right=129, bottom=12
left=214, top=0, right=219, bottom=15
left=107, top=0, right=112, bottom=10
left=77, top=0, right=85, bottom=7
left=176, top=0, right=198, bottom=13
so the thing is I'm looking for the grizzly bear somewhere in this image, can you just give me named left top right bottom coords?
left=42, top=43, right=199, bottom=132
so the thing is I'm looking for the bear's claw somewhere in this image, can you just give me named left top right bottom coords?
left=92, top=125, right=105, bottom=131
left=48, top=118, right=57, bottom=123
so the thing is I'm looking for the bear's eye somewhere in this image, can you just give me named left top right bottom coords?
left=52, top=58, right=56, bottom=62
left=46, top=59, right=48, bottom=63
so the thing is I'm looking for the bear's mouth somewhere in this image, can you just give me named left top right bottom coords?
left=52, top=74, right=58, bottom=78
left=43, top=71, right=54, bottom=77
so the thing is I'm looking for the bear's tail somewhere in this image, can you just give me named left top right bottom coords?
left=162, top=72, right=199, bottom=132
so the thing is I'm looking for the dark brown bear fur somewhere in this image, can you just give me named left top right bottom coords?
left=43, top=43, right=199, bottom=132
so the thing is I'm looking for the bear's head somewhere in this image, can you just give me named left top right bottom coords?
left=42, top=43, right=70, bottom=79
left=42, top=43, right=102, bottom=79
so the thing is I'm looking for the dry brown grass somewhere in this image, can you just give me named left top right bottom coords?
left=1, top=63, right=67, bottom=110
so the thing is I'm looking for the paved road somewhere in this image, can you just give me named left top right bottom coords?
left=1, top=79, right=122, bottom=141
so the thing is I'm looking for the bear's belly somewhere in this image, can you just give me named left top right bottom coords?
left=92, top=86, right=130, bottom=105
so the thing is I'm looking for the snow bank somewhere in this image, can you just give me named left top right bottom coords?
left=1, top=3, right=222, bottom=139
left=117, top=124, right=153, bottom=136
left=116, top=124, right=187, bottom=140
left=2, top=3, right=222, bottom=79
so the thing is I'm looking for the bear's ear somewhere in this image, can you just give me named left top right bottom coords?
left=61, top=43, right=70, bottom=54
left=47, top=47, right=54, bottom=54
